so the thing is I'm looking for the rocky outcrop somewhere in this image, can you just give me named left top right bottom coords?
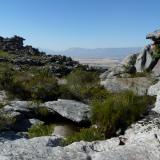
left=0, top=36, right=24, bottom=52
left=43, top=99, right=91, bottom=123
left=135, top=45, right=156, bottom=72
left=0, top=35, right=83, bottom=77
left=100, top=29, right=160, bottom=95
left=146, top=29, right=160, bottom=42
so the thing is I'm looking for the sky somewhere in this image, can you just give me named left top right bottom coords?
left=0, top=0, right=159, bottom=50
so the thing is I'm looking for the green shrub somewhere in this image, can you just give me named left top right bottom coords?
left=28, top=123, right=54, bottom=138
left=0, top=69, right=59, bottom=102
left=65, top=68, right=102, bottom=102
left=64, top=127, right=104, bottom=145
left=59, top=84, right=78, bottom=100
left=91, top=91, right=155, bottom=138
left=153, top=44, right=160, bottom=59
left=34, top=106, right=50, bottom=118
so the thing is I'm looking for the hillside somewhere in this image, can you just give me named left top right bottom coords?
left=0, top=36, right=84, bottom=77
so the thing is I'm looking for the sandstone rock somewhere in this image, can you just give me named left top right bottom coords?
left=101, top=77, right=152, bottom=95
left=43, top=99, right=91, bottom=123
left=122, top=53, right=137, bottom=66
left=152, top=91, right=160, bottom=114
left=148, top=81, right=160, bottom=96
left=135, top=45, right=155, bottom=72
left=3, top=101, right=34, bottom=114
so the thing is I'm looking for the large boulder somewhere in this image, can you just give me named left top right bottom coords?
left=121, top=54, right=137, bottom=74
left=43, top=99, right=91, bottom=123
left=101, top=77, right=153, bottom=95
left=135, top=45, right=155, bottom=72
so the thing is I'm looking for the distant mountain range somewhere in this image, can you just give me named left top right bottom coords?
left=42, top=47, right=142, bottom=59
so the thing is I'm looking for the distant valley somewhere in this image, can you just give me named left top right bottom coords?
left=43, top=47, right=141, bottom=59
left=42, top=47, right=142, bottom=68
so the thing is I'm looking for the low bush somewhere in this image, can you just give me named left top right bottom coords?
left=63, top=127, right=104, bottom=145
left=91, top=91, right=155, bottom=138
left=0, top=112, right=16, bottom=131
left=28, top=123, right=54, bottom=138
left=153, top=44, right=160, bottom=59
left=64, top=68, right=105, bottom=102
left=0, top=69, right=59, bottom=102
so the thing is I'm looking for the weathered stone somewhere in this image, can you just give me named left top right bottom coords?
left=152, top=91, right=160, bottom=114
left=135, top=45, right=155, bottom=72
left=122, top=53, right=137, bottom=66
left=148, top=81, right=160, bottom=96
left=100, top=65, right=125, bottom=80
left=101, top=77, right=152, bottom=95
left=43, top=99, right=91, bottom=123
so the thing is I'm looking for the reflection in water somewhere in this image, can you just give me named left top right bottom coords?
left=52, top=122, right=80, bottom=137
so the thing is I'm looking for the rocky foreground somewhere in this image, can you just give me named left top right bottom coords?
left=0, top=88, right=159, bottom=160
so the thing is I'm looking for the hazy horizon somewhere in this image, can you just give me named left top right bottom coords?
left=42, top=47, right=141, bottom=59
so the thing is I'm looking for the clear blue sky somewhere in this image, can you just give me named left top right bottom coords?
left=0, top=0, right=159, bottom=50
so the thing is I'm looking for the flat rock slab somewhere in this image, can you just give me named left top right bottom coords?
left=101, top=77, right=153, bottom=95
left=43, top=99, right=91, bottom=123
